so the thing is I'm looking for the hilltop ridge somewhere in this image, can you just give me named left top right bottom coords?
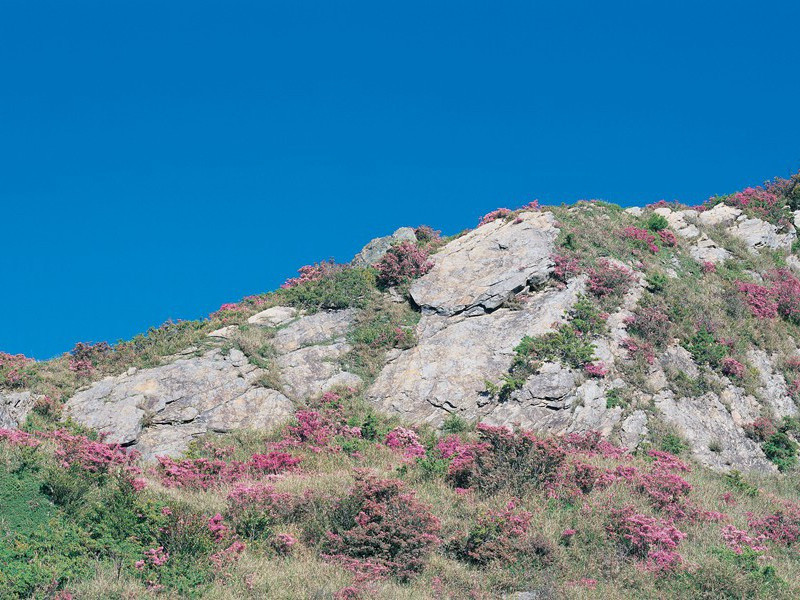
left=2, top=171, right=800, bottom=598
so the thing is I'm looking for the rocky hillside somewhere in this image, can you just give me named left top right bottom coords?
left=2, top=172, right=800, bottom=599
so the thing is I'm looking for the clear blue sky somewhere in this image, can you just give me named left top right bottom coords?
left=2, top=1, right=799, bottom=359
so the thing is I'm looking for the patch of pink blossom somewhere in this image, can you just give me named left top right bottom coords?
left=622, top=226, right=659, bottom=253
left=721, top=357, right=745, bottom=379
left=478, top=208, right=511, bottom=226
left=583, top=361, right=608, bottom=378
left=721, top=525, right=768, bottom=554
left=587, top=260, right=636, bottom=300
left=374, top=242, right=433, bottom=287
left=385, top=427, right=426, bottom=458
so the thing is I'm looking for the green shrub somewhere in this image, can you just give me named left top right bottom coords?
left=645, top=272, right=669, bottom=293
left=441, top=413, right=471, bottom=434
left=279, top=267, right=376, bottom=312
left=646, top=213, right=669, bottom=231
left=660, top=433, right=689, bottom=455
left=684, top=328, right=728, bottom=368
left=762, top=431, right=798, bottom=471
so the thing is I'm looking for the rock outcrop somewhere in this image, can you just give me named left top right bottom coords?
left=351, top=227, right=417, bottom=267
left=409, top=211, right=558, bottom=316
left=0, top=391, right=40, bottom=429
left=64, top=348, right=294, bottom=459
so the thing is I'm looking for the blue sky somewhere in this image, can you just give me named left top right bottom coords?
left=2, top=1, right=799, bottom=359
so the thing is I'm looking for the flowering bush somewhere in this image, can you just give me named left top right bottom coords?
left=478, top=208, right=511, bottom=226
left=282, top=260, right=339, bottom=289
left=658, top=229, right=677, bottom=247
left=384, top=427, right=426, bottom=458
left=622, top=226, right=660, bottom=254
left=0, top=352, right=35, bottom=387
left=583, top=361, right=608, bottom=378
left=587, top=260, right=636, bottom=302
left=374, top=241, right=433, bottom=288
left=226, top=482, right=297, bottom=539
left=737, top=269, right=800, bottom=324
left=709, top=186, right=790, bottom=226
left=607, top=506, right=686, bottom=574
left=721, top=525, right=768, bottom=555
left=621, top=337, right=656, bottom=364
left=448, top=501, right=552, bottom=566
left=156, top=450, right=300, bottom=490
left=323, top=473, right=441, bottom=581
left=701, top=261, right=717, bottom=273
left=747, top=499, right=800, bottom=546
left=721, top=357, right=745, bottom=379
left=551, top=253, right=581, bottom=283
left=626, top=303, right=672, bottom=348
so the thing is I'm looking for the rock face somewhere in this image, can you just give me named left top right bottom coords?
left=65, top=348, right=294, bottom=460
left=368, top=279, right=583, bottom=424
left=351, top=227, right=417, bottom=267
left=0, top=391, right=39, bottom=429
left=410, top=211, right=558, bottom=316
left=654, top=391, right=775, bottom=472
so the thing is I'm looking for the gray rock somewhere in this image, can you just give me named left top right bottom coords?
left=689, top=234, right=731, bottom=264
left=0, top=391, right=39, bottom=429
left=729, top=216, right=795, bottom=251
left=660, top=345, right=699, bottom=379
left=697, top=204, right=742, bottom=227
left=272, top=309, right=356, bottom=354
left=620, top=410, right=649, bottom=449
left=351, top=227, right=418, bottom=268
left=207, top=325, right=238, bottom=339
left=747, top=349, right=797, bottom=418
left=409, top=211, right=558, bottom=316
left=653, top=207, right=700, bottom=239
left=276, top=342, right=362, bottom=401
left=654, top=391, right=774, bottom=472
left=247, top=306, right=298, bottom=327
left=64, top=348, right=294, bottom=459
left=368, top=278, right=584, bottom=424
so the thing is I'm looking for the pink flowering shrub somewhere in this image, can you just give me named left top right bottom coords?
left=478, top=208, right=511, bottom=226
left=625, top=303, right=672, bottom=348
left=747, top=500, right=800, bottom=546
left=658, top=229, right=677, bottom=247
left=737, top=269, right=800, bottom=323
left=721, top=525, right=768, bottom=554
left=583, top=361, right=608, bottom=378
left=281, top=260, right=339, bottom=289
left=209, top=540, right=246, bottom=572
left=551, top=253, right=581, bottom=283
left=0, top=352, right=35, bottom=387
left=449, top=501, right=552, bottom=566
left=226, top=481, right=298, bottom=539
left=721, top=357, right=745, bottom=379
left=743, top=417, right=778, bottom=442
left=272, top=533, right=297, bottom=555
left=587, top=260, right=636, bottom=302
left=68, top=341, right=111, bottom=376
left=622, top=226, right=660, bottom=253
left=607, top=506, right=686, bottom=574
left=48, top=429, right=141, bottom=478
left=701, top=261, right=717, bottom=273
left=0, top=428, right=41, bottom=447
left=384, top=427, right=426, bottom=458
left=709, top=186, right=790, bottom=226
left=323, top=473, right=441, bottom=581
left=374, top=241, right=433, bottom=288
left=155, top=450, right=300, bottom=490
left=620, top=337, right=656, bottom=364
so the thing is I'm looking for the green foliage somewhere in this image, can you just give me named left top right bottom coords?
left=279, top=267, right=377, bottom=312
left=646, top=213, right=669, bottom=232
left=723, top=470, right=759, bottom=497
left=684, top=328, right=728, bottom=367
left=441, top=413, right=471, bottom=434
left=645, top=272, right=668, bottom=293
left=605, top=388, right=628, bottom=409
left=762, top=431, right=798, bottom=471
left=660, top=433, right=689, bottom=455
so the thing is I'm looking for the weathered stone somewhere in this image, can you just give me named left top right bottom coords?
left=729, top=216, right=795, bottom=251
left=64, top=348, right=294, bottom=459
left=351, top=227, right=418, bottom=268
left=654, top=391, right=774, bottom=472
left=659, top=345, right=699, bottom=379
left=247, top=306, right=298, bottom=327
left=409, top=211, right=558, bottom=316
left=276, top=342, right=362, bottom=401
left=653, top=207, right=700, bottom=239
left=368, top=279, right=584, bottom=424
left=272, top=309, right=355, bottom=354
left=207, top=325, right=238, bottom=339
left=620, top=410, right=649, bottom=449
left=689, top=234, right=731, bottom=264
left=697, top=203, right=742, bottom=227
left=747, top=349, right=797, bottom=418
left=0, top=391, right=39, bottom=429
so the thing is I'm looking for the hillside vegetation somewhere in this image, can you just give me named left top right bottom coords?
left=2, top=171, right=800, bottom=599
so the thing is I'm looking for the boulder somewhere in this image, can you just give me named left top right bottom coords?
left=654, top=391, right=774, bottom=472
left=0, top=391, right=39, bottom=429
left=689, top=234, right=731, bottom=264
left=64, top=348, right=294, bottom=459
left=409, top=210, right=558, bottom=316
left=697, top=203, right=742, bottom=227
left=368, top=278, right=583, bottom=424
left=247, top=306, right=298, bottom=327
left=729, top=216, right=795, bottom=251
left=351, top=227, right=418, bottom=268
